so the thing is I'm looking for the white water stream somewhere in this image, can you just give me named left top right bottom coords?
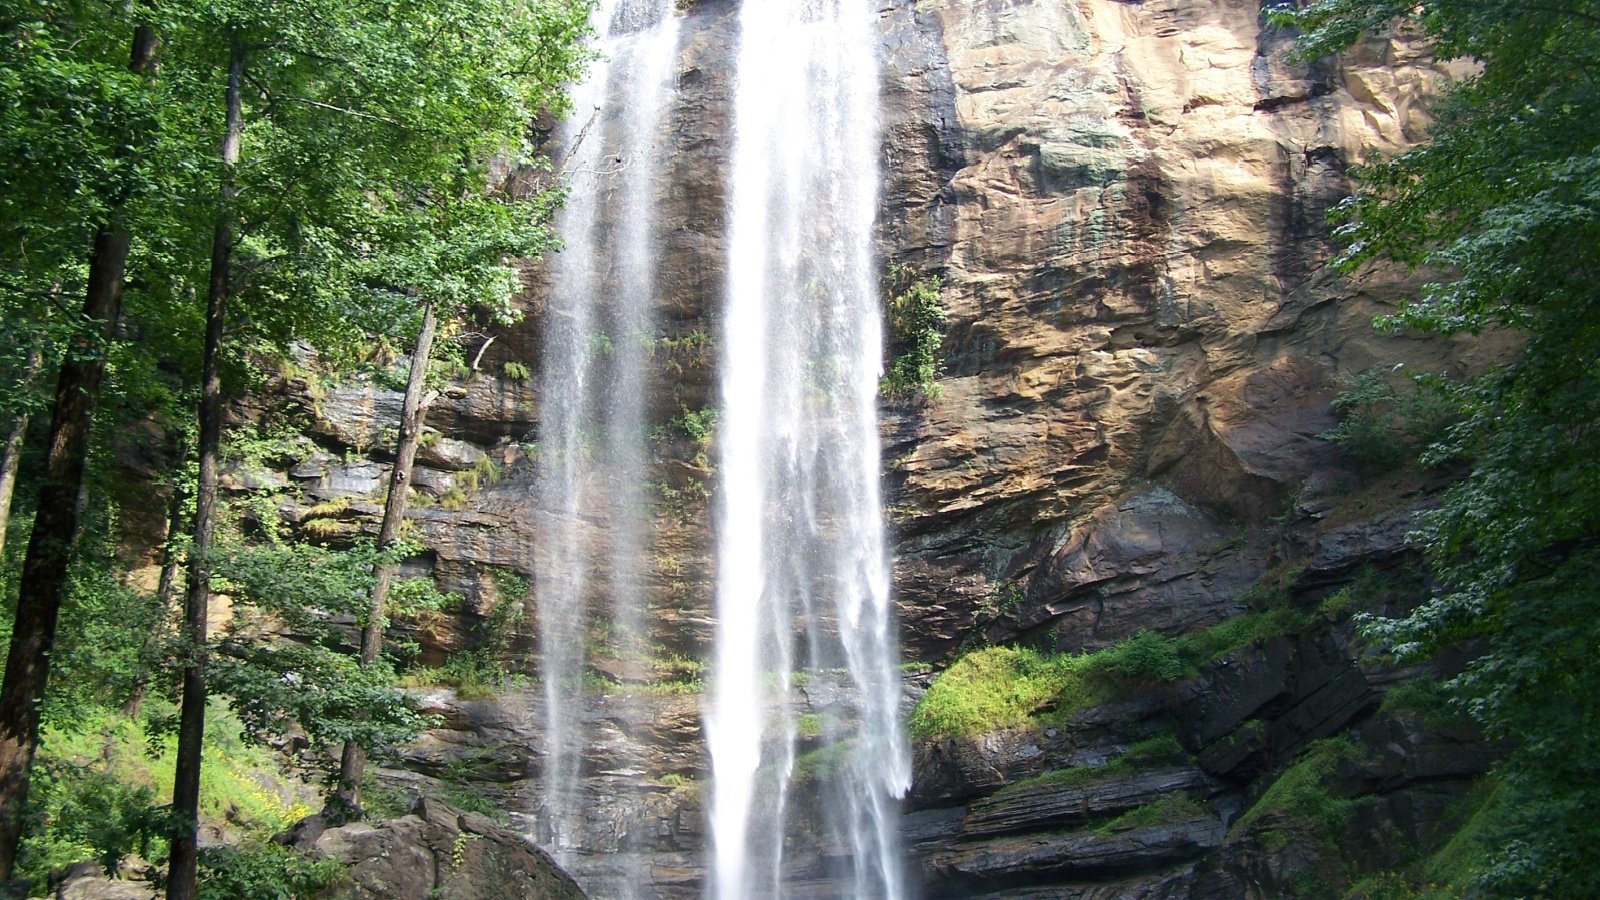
left=535, top=1, right=906, bottom=895
left=534, top=0, right=680, bottom=882
left=707, top=1, right=910, bottom=897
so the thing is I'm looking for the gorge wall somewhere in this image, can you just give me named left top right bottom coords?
left=204, top=0, right=1502, bottom=895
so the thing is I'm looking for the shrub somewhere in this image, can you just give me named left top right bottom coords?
left=1232, top=737, right=1362, bottom=839
left=881, top=266, right=947, bottom=399
left=1091, top=629, right=1185, bottom=681
left=1094, top=794, right=1207, bottom=836
left=908, top=646, right=1103, bottom=739
left=1323, top=369, right=1459, bottom=475
left=991, top=733, right=1191, bottom=799
left=198, top=842, right=345, bottom=900
left=501, top=360, right=531, bottom=382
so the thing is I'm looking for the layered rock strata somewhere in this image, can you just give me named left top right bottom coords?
left=199, top=0, right=1501, bottom=895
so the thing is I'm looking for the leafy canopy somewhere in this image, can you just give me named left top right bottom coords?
left=1274, top=0, right=1600, bottom=893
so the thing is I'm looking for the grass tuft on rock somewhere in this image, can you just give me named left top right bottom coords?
left=907, top=646, right=1106, bottom=740
left=911, top=598, right=1313, bottom=741
left=991, top=733, right=1192, bottom=799
left=1093, top=794, right=1208, bottom=836
left=1232, top=737, right=1362, bottom=839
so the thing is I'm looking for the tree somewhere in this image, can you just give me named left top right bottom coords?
left=0, top=350, right=43, bottom=557
left=0, top=6, right=161, bottom=878
left=145, top=3, right=587, bottom=893
left=1277, top=0, right=1600, bottom=892
left=328, top=301, right=436, bottom=816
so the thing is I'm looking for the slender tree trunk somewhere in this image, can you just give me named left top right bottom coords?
left=330, top=302, right=439, bottom=816
left=0, top=350, right=43, bottom=557
left=121, top=466, right=188, bottom=718
left=166, top=40, right=243, bottom=900
left=0, top=24, right=159, bottom=883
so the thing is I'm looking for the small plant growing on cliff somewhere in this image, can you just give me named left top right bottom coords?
left=908, top=646, right=1106, bottom=739
left=1232, top=737, right=1362, bottom=840
left=502, top=360, right=531, bottom=382
left=881, top=265, right=947, bottom=399
left=1323, top=368, right=1460, bottom=475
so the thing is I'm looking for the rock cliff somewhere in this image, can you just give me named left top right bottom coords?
left=210, top=0, right=1500, bottom=895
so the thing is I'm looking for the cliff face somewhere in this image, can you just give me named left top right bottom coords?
left=878, top=0, right=1490, bottom=658
left=220, top=0, right=1498, bottom=895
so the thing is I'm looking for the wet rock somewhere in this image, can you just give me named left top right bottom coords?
left=1019, top=487, right=1268, bottom=653
left=963, top=767, right=1216, bottom=839
left=922, top=815, right=1224, bottom=891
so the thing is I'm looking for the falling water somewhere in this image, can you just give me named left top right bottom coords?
left=708, top=1, right=911, bottom=897
left=534, top=0, right=680, bottom=879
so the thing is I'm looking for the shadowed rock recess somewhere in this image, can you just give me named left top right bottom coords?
left=211, top=0, right=1502, bottom=895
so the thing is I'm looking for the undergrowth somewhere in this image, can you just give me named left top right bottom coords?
left=1232, top=737, right=1362, bottom=839
left=15, top=703, right=319, bottom=895
left=912, top=592, right=1311, bottom=740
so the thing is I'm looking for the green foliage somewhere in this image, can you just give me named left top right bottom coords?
left=1124, top=733, right=1188, bottom=766
left=13, top=705, right=318, bottom=894
left=502, top=360, right=531, bottom=382
left=399, top=568, right=525, bottom=699
left=792, top=739, right=858, bottom=784
left=16, top=769, right=161, bottom=887
left=1233, top=737, right=1362, bottom=840
left=1089, top=606, right=1311, bottom=686
left=654, top=328, right=712, bottom=377
left=992, top=733, right=1190, bottom=798
left=1093, top=795, right=1207, bottom=836
left=908, top=646, right=1105, bottom=739
left=1276, top=0, right=1600, bottom=890
left=1322, top=369, right=1460, bottom=475
left=881, top=266, right=947, bottom=398
left=1380, top=678, right=1471, bottom=730
left=911, top=590, right=1313, bottom=740
left=1091, top=629, right=1185, bottom=681
left=198, top=841, right=345, bottom=900
left=674, top=406, right=718, bottom=449
left=208, top=541, right=433, bottom=762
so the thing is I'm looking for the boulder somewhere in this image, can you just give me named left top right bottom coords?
left=305, top=797, right=584, bottom=900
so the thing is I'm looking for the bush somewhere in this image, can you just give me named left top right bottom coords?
left=1323, top=369, right=1459, bottom=475
left=1232, top=737, right=1362, bottom=839
left=912, top=597, right=1314, bottom=740
left=14, top=768, right=162, bottom=893
left=907, top=646, right=1103, bottom=739
left=13, top=705, right=319, bottom=895
left=198, top=842, right=345, bottom=900
left=1094, top=794, right=1207, bottom=836
left=881, top=267, right=946, bottom=398
left=991, top=732, right=1191, bottom=798
left=1091, top=629, right=1184, bottom=681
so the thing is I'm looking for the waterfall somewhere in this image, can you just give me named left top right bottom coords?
left=534, top=0, right=680, bottom=880
left=708, top=0, right=911, bottom=897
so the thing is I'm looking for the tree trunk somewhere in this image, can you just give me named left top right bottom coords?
left=330, top=301, right=439, bottom=816
left=0, top=350, right=43, bottom=557
left=0, top=24, right=159, bottom=882
left=166, top=39, right=243, bottom=900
